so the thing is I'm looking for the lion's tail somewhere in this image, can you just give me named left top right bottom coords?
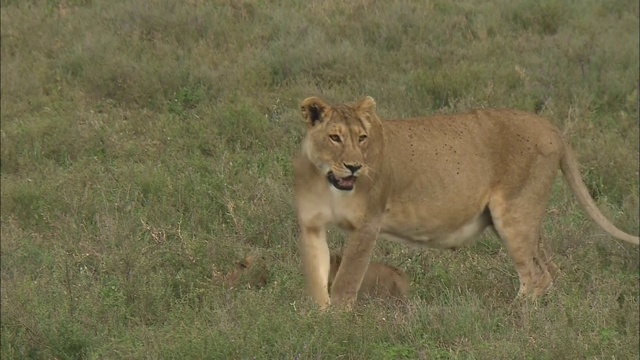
left=560, top=142, right=639, bottom=245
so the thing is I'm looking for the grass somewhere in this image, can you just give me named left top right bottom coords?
left=1, top=0, right=638, bottom=358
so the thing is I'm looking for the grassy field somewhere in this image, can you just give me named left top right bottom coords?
left=1, top=0, right=639, bottom=358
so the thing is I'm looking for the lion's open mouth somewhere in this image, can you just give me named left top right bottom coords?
left=327, top=171, right=356, bottom=191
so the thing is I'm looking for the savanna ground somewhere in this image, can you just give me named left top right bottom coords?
left=1, top=0, right=639, bottom=359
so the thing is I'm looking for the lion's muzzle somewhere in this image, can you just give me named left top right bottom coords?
left=327, top=163, right=363, bottom=191
left=327, top=172, right=357, bottom=191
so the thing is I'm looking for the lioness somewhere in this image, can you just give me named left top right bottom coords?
left=328, top=254, right=409, bottom=300
left=293, top=96, right=639, bottom=310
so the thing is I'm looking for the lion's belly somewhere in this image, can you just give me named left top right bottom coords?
left=380, top=207, right=492, bottom=250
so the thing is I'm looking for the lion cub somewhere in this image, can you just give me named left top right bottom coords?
left=223, top=255, right=270, bottom=289
left=328, top=254, right=409, bottom=300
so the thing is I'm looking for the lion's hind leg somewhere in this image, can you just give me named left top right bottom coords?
left=488, top=158, right=559, bottom=298
left=490, top=202, right=555, bottom=297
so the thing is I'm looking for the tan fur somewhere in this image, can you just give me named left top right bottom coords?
left=328, top=254, right=409, bottom=300
left=223, top=255, right=269, bottom=289
left=293, top=96, right=639, bottom=310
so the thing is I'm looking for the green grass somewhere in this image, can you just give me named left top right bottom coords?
left=1, top=0, right=638, bottom=359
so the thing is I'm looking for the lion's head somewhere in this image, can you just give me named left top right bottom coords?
left=299, top=96, right=383, bottom=192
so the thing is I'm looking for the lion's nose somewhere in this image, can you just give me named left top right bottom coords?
left=344, top=164, right=362, bottom=174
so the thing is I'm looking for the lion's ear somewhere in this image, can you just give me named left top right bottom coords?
left=301, top=97, right=330, bottom=128
left=237, top=255, right=254, bottom=269
left=356, top=96, right=377, bottom=115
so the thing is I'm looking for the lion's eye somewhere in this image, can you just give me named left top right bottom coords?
left=329, top=134, right=341, bottom=143
left=358, top=135, right=367, bottom=143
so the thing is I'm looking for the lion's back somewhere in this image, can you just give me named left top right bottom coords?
left=381, top=109, right=563, bottom=192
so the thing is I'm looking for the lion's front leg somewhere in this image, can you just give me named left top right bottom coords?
left=330, top=222, right=380, bottom=310
left=300, top=225, right=331, bottom=309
